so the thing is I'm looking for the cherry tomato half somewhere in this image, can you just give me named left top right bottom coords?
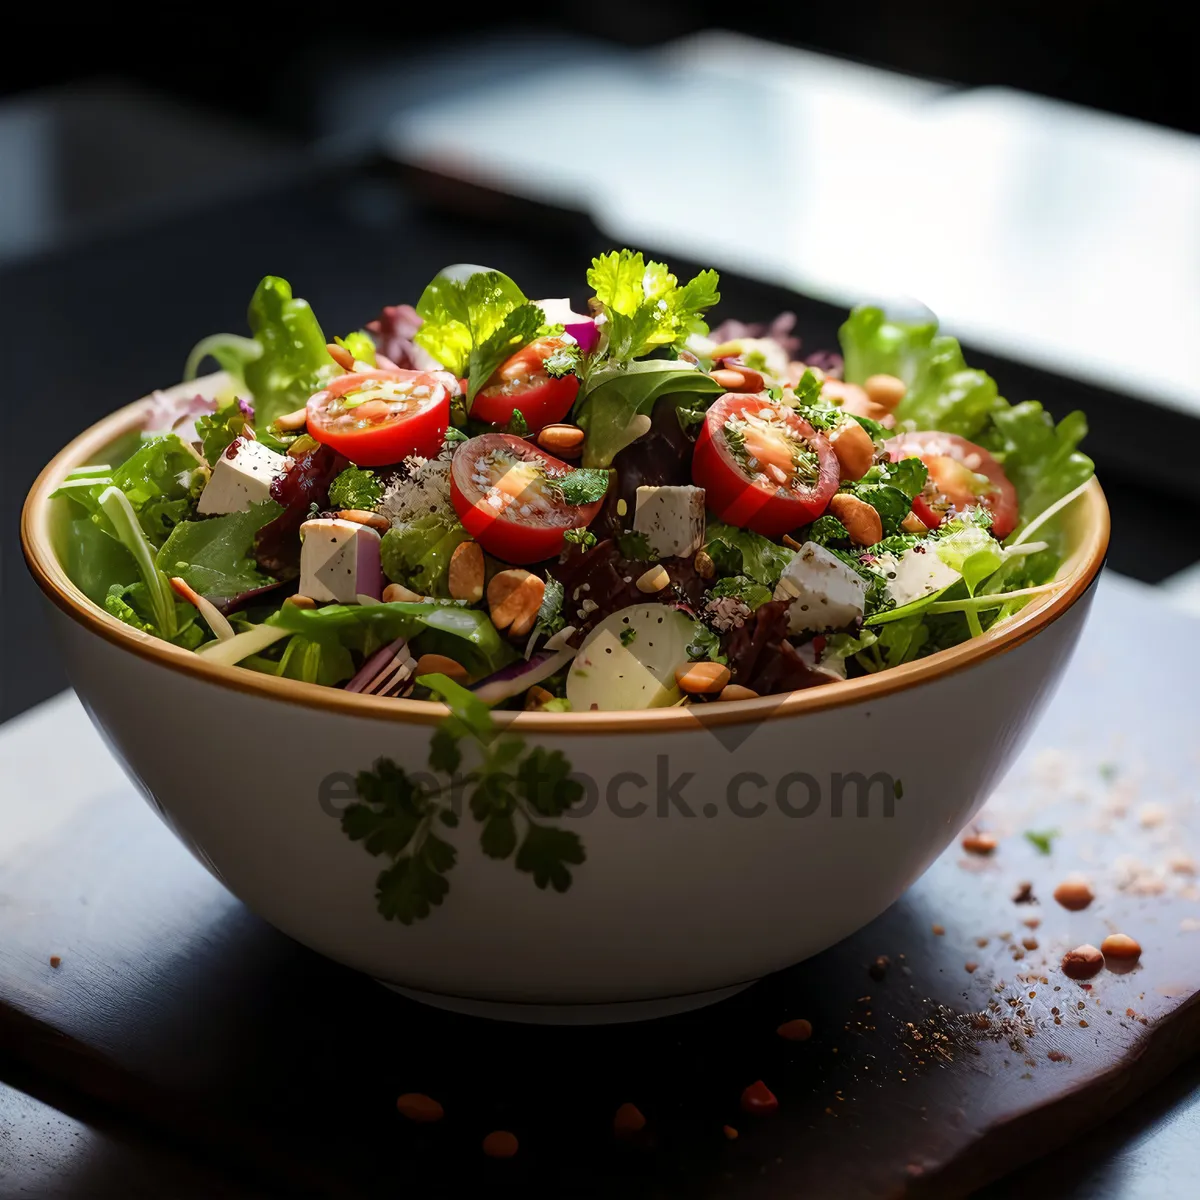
left=471, top=336, right=580, bottom=432
left=450, top=433, right=604, bottom=564
left=307, top=369, right=450, bottom=466
left=885, top=431, right=1018, bottom=539
left=692, top=394, right=839, bottom=536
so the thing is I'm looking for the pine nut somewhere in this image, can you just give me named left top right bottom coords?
left=636, top=565, right=670, bottom=593
left=336, top=509, right=390, bottom=534
left=395, top=1093, right=444, bottom=1123
left=830, top=420, right=875, bottom=481
left=448, top=541, right=484, bottom=602
left=718, top=684, right=759, bottom=702
left=962, top=832, right=998, bottom=855
left=828, top=493, right=882, bottom=546
left=274, top=406, right=309, bottom=431
left=537, top=424, right=585, bottom=458
left=383, top=582, right=423, bottom=604
left=1061, top=944, right=1104, bottom=980
left=731, top=365, right=766, bottom=393
left=524, top=685, right=555, bottom=710
left=1053, top=876, right=1094, bottom=911
left=327, top=342, right=354, bottom=371
left=693, top=550, right=715, bottom=579
left=710, top=368, right=747, bottom=391
left=1100, top=933, right=1141, bottom=963
left=488, top=569, right=545, bottom=638
left=284, top=594, right=316, bottom=608
left=414, top=653, right=469, bottom=684
left=675, top=661, right=731, bottom=694
left=864, top=373, right=907, bottom=410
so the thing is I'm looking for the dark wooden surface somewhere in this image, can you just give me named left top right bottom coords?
left=1, top=574, right=1198, bottom=1199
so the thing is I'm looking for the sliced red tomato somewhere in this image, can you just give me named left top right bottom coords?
left=471, top=336, right=580, bottom=432
left=692, top=394, right=839, bottom=536
left=885, top=431, right=1018, bottom=539
left=306, top=369, right=451, bottom=466
left=450, top=433, right=604, bottom=564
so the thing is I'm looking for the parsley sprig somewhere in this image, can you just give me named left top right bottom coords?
left=340, top=674, right=585, bottom=923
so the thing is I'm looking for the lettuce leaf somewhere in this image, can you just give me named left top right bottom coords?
left=838, top=307, right=938, bottom=386
left=703, top=521, right=793, bottom=588
left=587, top=251, right=720, bottom=362
left=380, top=514, right=470, bottom=597
left=574, top=360, right=721, bottom=467
left=195, top=402, right=252, bottom=466
left=268, top=600, right=516, bottom=675
left=155, top=501, right=282, bottom=605
left=413, top=264, right=543, bottom=406
left=277, top=635, right=356, bottom=687
left=329, top=467, right=383, bottom=513
left=187, top=276, right=337, bottom=428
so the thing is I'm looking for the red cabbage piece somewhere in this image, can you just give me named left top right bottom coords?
left=366, top=304, right=431, bottom=371
left=707, top=311, right=801, bottom=357
left=142, top=390, right=218, bottom=435
left=254, top=444, right=346, bottom=577
left=722, top=600, right=828, bottom=696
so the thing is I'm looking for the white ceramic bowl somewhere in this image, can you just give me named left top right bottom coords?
left=22, top=378, right=1110, bottom=1023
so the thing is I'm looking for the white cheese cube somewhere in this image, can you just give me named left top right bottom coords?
left=876, top=547, right=961, bottom=609
left=773, top=541, right=867, bottom=634
left=196, top=438, right=289, bottom=515
left=633, top=485, right=706, bottom=558
left=299, top=519, right=383, bottom=604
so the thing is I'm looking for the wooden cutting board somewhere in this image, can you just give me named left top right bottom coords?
left=2, top=574, right=1198, bottom=1199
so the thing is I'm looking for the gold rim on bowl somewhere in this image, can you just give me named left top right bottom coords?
left=21, top=390, right=1111, bottom=732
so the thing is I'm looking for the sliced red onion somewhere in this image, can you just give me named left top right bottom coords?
left=345, top=637, right=408, bottom=693
left=470, top=647, right=577, bottom=706
left=534, top=298, right=599, bottom=355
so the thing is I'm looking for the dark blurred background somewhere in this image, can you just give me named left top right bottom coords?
left=3, top=3, right=1198, bottom=719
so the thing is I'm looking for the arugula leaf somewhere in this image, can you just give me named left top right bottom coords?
left=155, top=500, right=282, bottom=605
left=805, top=515, right=851, bottom=546
left=857, top=613, right=929, bottom=672
left=328, top=467, right=383, bottom=513
left=379, top=514, right=470, bottom=597
left=413, top=264, right=543, bottom=407
left=277, top=635, right=355, bottom=687
left=418, top=672, right=495, bottom=741
left=557, top=467, right=611, bottom=505
left=842, top=458, right=926, bottom=539
left=59, top=516, right=138, bottom=606
left=587, top=250, right=719, bottom=362
left=104, top=583, right=202, bottom=649
left=704, top=521, right=793, bottom=588
left=270, top=600, right=516, bottom=675
left=95, top=485, right=178, bottom=638
left=575, top=360, right=721, bottom=467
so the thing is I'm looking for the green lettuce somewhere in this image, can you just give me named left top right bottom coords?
left=380, top=514, right=470, bottom=597
left=277, top=636, right=356, bottom=687
left=587, top=250, right=719, bottom=362
left=104, top=583, right=204, bottom=649
left=268, top=600, right=516, bottom=676
left=703, top=521, right=793, bottom=588
left=413, top=265, right=543, bottom=406
left=186, top=276, right=337, bottom=428
left=574, top=361, right=721, bottom=467
left=195, top=403, right=252, bottom=466
left=154, top=500, right=282, bottom=604
left=841, top=456, right=928, bottom=538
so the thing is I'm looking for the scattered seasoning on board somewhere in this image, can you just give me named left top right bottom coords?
left=1061, top=945, right=1104, bottom=980
left=396, top=1093, right=444, bottom=1123
left=49, top=956, right=61, bottom=968
left=723, top=1125, right=739, bottom=1141
left=740, top=1081, right=779, bottom=1115
left=868, top=955, right=891, bottom=980
left=962, top=832, right=998, bottom=856
left=1053, top=877, right=1095, bottom=911
left=482, top=1131, right=519, bottom=1159
left=613, top=1103, right=646, bottom=1138
left=965, top=962, right=979, bottom=974
left=932, top=924, right=945, bottom=936
left=1012, top=881, right=1035, bottom=904
left=776, top=1018, right=813, bottom=1042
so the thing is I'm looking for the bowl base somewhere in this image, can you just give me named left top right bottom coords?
left=375, top=980, right=756, bottom=1024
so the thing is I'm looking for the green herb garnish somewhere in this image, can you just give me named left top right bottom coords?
left=329, top=467, right=383, bottom=512
left=1024, top=828, right=1060, bottom=856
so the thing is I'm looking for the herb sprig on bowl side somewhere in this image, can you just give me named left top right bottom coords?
left=340, top=674, right=585, bottom=923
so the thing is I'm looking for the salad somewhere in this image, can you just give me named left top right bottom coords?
left=53, top=252, right=1096, bottom=714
